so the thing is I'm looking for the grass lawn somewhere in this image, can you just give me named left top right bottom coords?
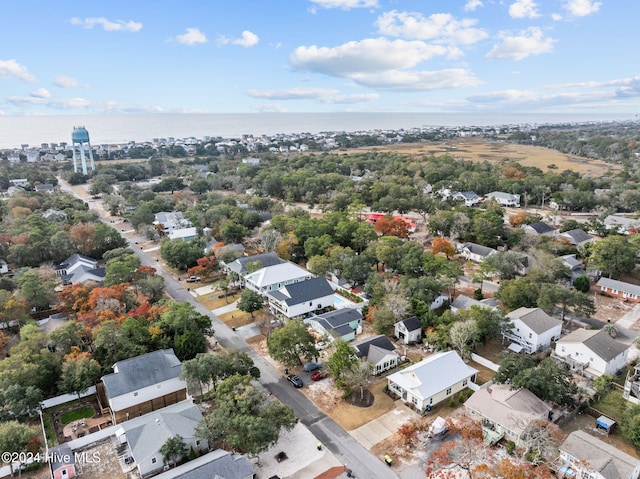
left=60, top=406, right=94, bottom=425
left=217, top=309, right=257, bottom=329
left=197, top=292, right=241, bottom=310
left=326, top=378, right=396, bottom=431
left=590, top=389, right=628, bottom=422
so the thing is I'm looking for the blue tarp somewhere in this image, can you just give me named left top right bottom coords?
left=596, top=415, right=615, bottom=431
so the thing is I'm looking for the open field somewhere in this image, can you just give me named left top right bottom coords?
left=347, top=137, right=620, bottom=176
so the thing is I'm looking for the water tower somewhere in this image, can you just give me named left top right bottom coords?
left=71, top=126, right=95, bottom=175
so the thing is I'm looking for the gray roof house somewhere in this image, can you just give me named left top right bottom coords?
left=116, top=401, right=207, bottom=478
left=394, top=316, right=422, bottom=345
left=464, top=384, right=552, bottom=446
left=266, top=276, right=335, bottom=320
left=450, top=294, right=498, bottom=313
left=504, top=307, right=562, bottom=354
left=225, top=252, right=285, bottom=275
left=154, top=211, right=193, bottom=234
left=101, top=349, right=187, bottom=424
left=597, top=277, right=640, bottom=303
left=484, top=191, right=521, bottom=207
left=557, top=430, right=640, bottom=479
left=304, top=308, right=363, bottom=343
left=150, top=449, right=255, bottom=479
left=603, top=214, right=640, bottom=235
left=558, top=228, right=594, bottom=246
left=387, top=351, right=477, bottom=413
left=458, top=242, right=498, bottom=263
left=452, top=191, right=480, bottom=206
left=554, top=329, right=628, bottom=378
left=522, top=221, right=556, bottom=236
left=55, top=253, right=105, bottom=286
left=353, top=335, right=400, bottom=375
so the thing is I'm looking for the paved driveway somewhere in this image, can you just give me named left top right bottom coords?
left=349, top=402, right=417, bottom=449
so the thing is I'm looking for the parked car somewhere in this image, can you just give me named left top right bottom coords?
left=186, top=276, right=201, bottom=283
left=311, top=370, right=329, bottom=381
left=303, top=362, right=321, bottom=372
left=287, top=374, right=303, bottom=388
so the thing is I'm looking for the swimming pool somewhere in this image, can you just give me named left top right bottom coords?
left=333, top=293, right=354, bottom=308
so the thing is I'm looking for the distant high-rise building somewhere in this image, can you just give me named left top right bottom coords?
left=71, top=126, right=95, bottom=175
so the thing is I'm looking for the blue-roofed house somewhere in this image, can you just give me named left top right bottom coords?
left=101, top=349, right=187, bottom=424
left=304, top=308, right=363, bottom=343
left=115, top=401, right=207, bottom=478
left=150, top=449, right=255, bottom=479
left=387, top=351, right=477, bottom=412
left=266, top=276, right=335, bottom=320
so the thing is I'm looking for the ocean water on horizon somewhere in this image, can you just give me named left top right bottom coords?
left=0, top=112, right=633, bottom=150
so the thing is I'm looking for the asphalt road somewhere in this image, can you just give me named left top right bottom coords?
left=58, top=179, right=400, bottom=479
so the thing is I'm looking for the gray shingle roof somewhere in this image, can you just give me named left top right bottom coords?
left=560, top=229, right=593, bottom=245
left=525, top=222, right=555, bottom=235
left=269, top=277, right=334, bottom=306
left=560, top=430, right=640, bottom=479
left=507, top=307, right=562, bottom=335
left=558, top=329, right=628, bottom=362
left=597, top=277, right=640, bottom=297
left=353, top=335, right=396, bottom=358
left=462, top=242, right=497, bottom=257
left=151, top=449, right=255, bottom=479
left=102, top=349, right=183, bottom=398
left=398, top=316, right=421, bottom=332
left=227, top=252, right=285, bottom=274
left=122, top=401, right=203, bottom=466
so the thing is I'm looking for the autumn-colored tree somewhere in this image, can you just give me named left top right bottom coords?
left=502, top=166, right=526, bottom=179
left=374, top=216, right=410, bottom=238
left=509, top=211, right=529, bottom=227
left=69, top=223, right=97, bottom=256
left=57, top=283, right=95, bottom=316
left=432, top=237, right=456, bottom=259
left=134, top=265, right=157, bottom=280
left=88, top=284, right=131, bottom=316
left=63, top=346, right=92, bottom=361
left=187, top=255, right=218, bottom=279
left=425, top=413, right=555, bottom=479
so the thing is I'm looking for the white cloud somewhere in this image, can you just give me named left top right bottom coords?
left=219, top=30, right=259, bottom=48
left=54, top=76, right=88, bottom=88
left=7, top=94, right=164, bottom=113
left=376, top=11, right=487, bottom=45
left=551, top=13, right=563, bottom=21
left=564, top=0, right=601, bottom=17
left=509, top=0, right=540, bottom=19
left=309, top=0, right=378, bottom=10
left=252, top=103, right=288, bottom=113
left=349, top=69, right=482, bottom=91
left=291, top=38, right=457, bottom=77
left=70, top=17, right=142, bottom=32
left=175, top=28, right=208, bottom=46
left=486, top=27, right=555, bottom=61
left=247, top=86, right=378, bottom=104
left=465, top=0, right=483, bottom=12
left=0, top=59, right=35, bottom=82
left=31, top=88, right=50, bottom=98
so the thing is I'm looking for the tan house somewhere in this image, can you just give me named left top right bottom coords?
left=100, top=349, right=187, bottom=424
left=464, top=384, right=552, bottom=446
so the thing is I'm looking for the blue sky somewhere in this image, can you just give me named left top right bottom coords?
left=1, top=0, right=638, bottom=116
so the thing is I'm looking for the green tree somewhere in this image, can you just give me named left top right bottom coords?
left=196, top=375, right=297, bottom=456
left=160, top=435, right=186, bottom=467
left=589, top=235, right=638, bottom=278
left=17, top=269, right=56, bottom=311
left=160, top=238, right=204, bottom=271
left=0, top=381, right=43, bottom=419
left=267, top=319, right=317, bottom=367
left=58, top=356, right=102, bottom=398
left=371, top=306, right=395, bottom=335
left=48, top=321, right=87, bottom=355
left=219, top=221, right=250, bottom=244
left=497, top=278, right=538, bottom=310
left=237, top=290, right=264, bottom=318
left=449, top=319, right=480, bottom=359
left=494, top=353, right=540, bottom=385
left=573, top=275, right=590, bottom=293
left=157, top=302, right=212, bottom=360
left=537, top=283, right=594, bottom=321
left=483, top=251, right=525, bottom=280
left=326, top=339, right=358, bottom=385
left=0, top=421, right=39, bottom=476
left=511, top=358, right=577, bottom=405
left=103, top=252, right=141, bottom=286
left=621, top=405, right=640, bottom=448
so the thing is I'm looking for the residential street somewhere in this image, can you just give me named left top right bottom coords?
left=57, top=179, right=401, bottom=479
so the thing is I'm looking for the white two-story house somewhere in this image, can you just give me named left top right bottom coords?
left=553, top=329, right=628, bottom=379
left=503, top=307, right=562, bottom=354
